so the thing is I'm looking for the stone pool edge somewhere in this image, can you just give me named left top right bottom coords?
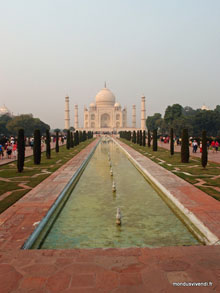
left=114, top=138, right=220, bottom=246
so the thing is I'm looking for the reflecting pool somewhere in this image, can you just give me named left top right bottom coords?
left=39, top=139, right=199, bottom=248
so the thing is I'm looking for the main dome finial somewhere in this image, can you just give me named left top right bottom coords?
left=104, top=81, right=106, bottom=88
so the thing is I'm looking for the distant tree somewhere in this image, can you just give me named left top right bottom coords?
left=164, top=104, right=183, bottom=127
left=214, top=105, right=220, bottom=113
left=147, top=130, right=151, bottom=147
left=70, top=126, right=75, bottom=131
left=170, top=128, right=174, bottom=155
left=33, top=129, right=41, bottom=164
left=6, top=114, right=50, bottom=136
left=55, top=131, right=59, bottom=153
left=45, top=129, right=51, bottom=159
left=0, top=114, right=12, bottom=136
left=17, top=129, right=25, bottom=172
left=66, top=130, right=70, bottom=149
left=146, top=113, right=163, bottom=132
left=181, top=129, right=189, bottom=163
left=139, top=130, right=142, bottom=146
left=201, top=130, right=208, bottom=168
left=143, top=130, right=146, bottom=146
left=54, top=128, right=60, bottom=133
left=153, top=129, right=157, bottom=151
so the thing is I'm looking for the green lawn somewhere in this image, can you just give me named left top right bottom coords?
left=0, top=139, right=95, bottom=214
left=120, top=139, right=220, bottom=201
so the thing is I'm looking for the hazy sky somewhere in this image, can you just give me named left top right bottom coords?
left=0, top=0, right=220, bottom=129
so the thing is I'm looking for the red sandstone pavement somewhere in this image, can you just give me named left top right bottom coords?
left=0, top=138, right=220, bottom=292
left=158, top=141, right=220, bottom=164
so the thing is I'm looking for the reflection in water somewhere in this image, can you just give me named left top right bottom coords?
left=41, top=139, right=199, bottom=248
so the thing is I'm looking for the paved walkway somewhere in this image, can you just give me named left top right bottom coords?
left=158, top=141, right=220, bottom=164
left=0, top=142, right=65, bottom=166
left=0, top=137, right=219, bottom=292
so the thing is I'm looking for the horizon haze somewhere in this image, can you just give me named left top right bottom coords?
left=0, top=0, right=219, bottom=129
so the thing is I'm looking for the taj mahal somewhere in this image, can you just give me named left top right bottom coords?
left=64, top=84, right=146, bottom=132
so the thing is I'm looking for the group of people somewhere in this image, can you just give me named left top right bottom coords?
left=0, top=140, right=17, bottom=160
left=192, top=140, right=219, bottom=153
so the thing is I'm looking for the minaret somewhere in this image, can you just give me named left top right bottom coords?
left=141, top=96, right=146, bottom=130
left=74, top=104, right=79, bottom=129
left=65, top=96, right=70, bottom=130
left=132, top=105, right=136, bottom=128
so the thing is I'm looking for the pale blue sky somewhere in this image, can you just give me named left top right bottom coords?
left=0, top=0, right=219, bottom=128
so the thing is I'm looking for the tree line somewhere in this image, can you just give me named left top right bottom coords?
left=120, top=128, right=208, bottom=168
left=17, top=129, right=93, bottom=173
left=146, top=104, right=220, bottom=137
left=0, top=114, right=50, bottom=137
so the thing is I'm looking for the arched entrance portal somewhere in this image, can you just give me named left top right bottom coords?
left=101, top=113, right=110, bottom=128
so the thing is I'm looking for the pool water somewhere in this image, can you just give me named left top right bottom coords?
left=40, top=139, right=199, bottom=248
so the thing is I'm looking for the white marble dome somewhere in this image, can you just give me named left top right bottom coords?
left=0, top=105, right=10, bottom=116
left=114, top=102, right=121, bottom=108
left=95, top=88, right=115, bottom=107
left=90, top=102, right=95, bottom=107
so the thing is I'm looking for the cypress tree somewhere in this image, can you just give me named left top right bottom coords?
left=153, top=129, right=157, bottom=151
left=46, top=129, right=51, bottom=159
left=70, top=132, right=74, bottom=148
left=55, top=131, right=59, bottom=153
left=137, top=130, right=140, bottom=144
left=82, top=131, right=87, bottom=141
left=17, top=129, right=25, bottom=172
left=74, top=132, right=77, bottom=146
left=33, top=129, right=41, bottom=164
left=170, top=128, right=174, bottom=155
left=181, top=128, right=189, bottom=163
left=139, top=130, right=143, bottom=146
left=133, top=131, right=136, bottom=143
left=75, top=131, right=79, bottom=145
left=66, top=130, right=70, bottom=149
left=79, top=131, right=83, bottom=142
left=143, top=130, right=146, bottom=146
left=148, top=130, right=151, bottom=147
left=201, top=130, right=208, bottom=168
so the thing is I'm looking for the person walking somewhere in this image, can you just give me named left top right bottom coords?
left=12, top=143, right=17, bottom=158
left=215, top=141, right=219, bottom=152
left=0, top=144, right=4, bottom=159
left=6, top=143, right=12, bottom=159
left=211, top=140, right=215, bottom=153
left=192, top=140, right=198, bottom=153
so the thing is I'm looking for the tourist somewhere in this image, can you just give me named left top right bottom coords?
left=215, top=141, right=219, bottom=152
left=12, top=143, right=17, bottom=158
left=6, top=143, right=12, bottom=159
left=0, top=144, right=4, bottom=159
left=199, top=142, right=202, bottom=153
left=192, top=140, right=198, bottom=153
left=207, top=140, right=210, bottom=151
left=211, top=140, right=215, bottom=153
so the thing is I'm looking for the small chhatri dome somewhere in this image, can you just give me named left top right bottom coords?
left=90, top=102, right=95, bottom=107
left=95, top=87, right=116, bottom=107
left=114, top=102, right=120, bottom=107
left=0, top=105, right=10, bottom=116
left=201, top=104, right=209, bottom=111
